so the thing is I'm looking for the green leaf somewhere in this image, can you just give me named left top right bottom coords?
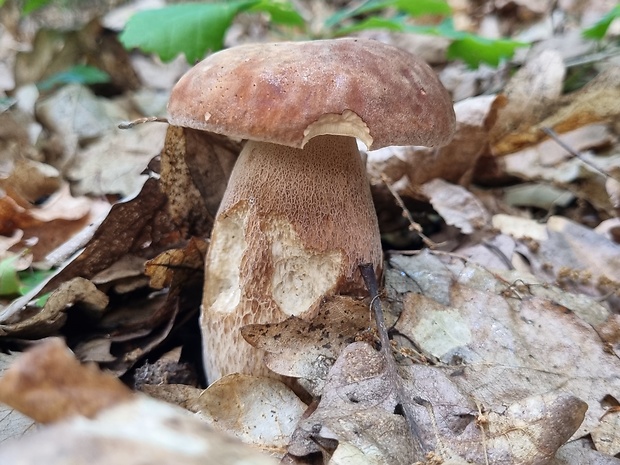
left=23, top=0, right=52, bottom=14
left=447, top=35, right=527, bottom=67
left=18, top=269, right=54, bottom=295
left=583, top=5, right=620, bottom=40
left=37, top=64, right=111, bottom=91
left=0, top=256, right=21, bottom=297
left=249, top=0, right=305, bottom=26
left=120, top=0, right=260, bottom=63
left=394, top=0, right=451, bottom=17
left=334, top=16, right=407, bottom=35
left=325, top=0, right=449, bottom=28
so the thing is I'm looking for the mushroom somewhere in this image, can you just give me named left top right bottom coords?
left=167, top=38, right=456, bottom=382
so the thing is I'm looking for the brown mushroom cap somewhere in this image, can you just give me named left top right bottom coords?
left=168, top=38, right=456, bottom=150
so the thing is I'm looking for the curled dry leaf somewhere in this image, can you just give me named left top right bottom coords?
left=241, top=295, right=371, bottom=396
left=194, top=373, right=306, bottom=457
left=421, top=179, right=491, bottom=234
left=0, top=338, right=133, bottom=423
left=160, top=125, right=239, bottom=236
left=145, top=237, right=207, bottom=290
left=0, top=277, right=108, bottom=336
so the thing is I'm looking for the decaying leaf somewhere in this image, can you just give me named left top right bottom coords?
left=241, top=295, right=371, bottom=396
left=0, top=339, right=277, bottom=465
left=0, top=338, right=133, bottom=423
left=67, top=121, right=166, bottom=197
left=193, top=374, right=306, bottom=457
left=390, top=251, right=614, bottom=439
left=0, top=277, right=108, bottom=336
left=289, top=342, right=416, bottom=464
left=160, top=125, right=240, bottom=236
left=489, top=49, right=566, bottom=153
left=421, top=179, right=490, bottom=234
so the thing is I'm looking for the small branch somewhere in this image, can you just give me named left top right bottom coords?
left=118, top=116, right=169, bottom=129
left=359, top=263, right=428, bottom=457
left=541, top=127, right=620, bottom=182
left=380, top=174, right=438, bottom=249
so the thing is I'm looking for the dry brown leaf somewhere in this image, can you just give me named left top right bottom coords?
left=490, top=49, right=566, bottom=153
left=68, top=121, right=166, bottom=198
left=160, top=126, right=240, bottom=236
left=0, top=394, right=278, bottom=465
left=241, top=295, right=371, bottom=396
left=193, top=374, right=306, bottom=457
left=0, top=158, right=61, bottom=204
left=145, top=237, right=207, bottom=290
left=389, top=251, right=615, bottom=439
left=0, top=183, right=110, bottom=261
left=0, top=338, right=133, bottom=423
left=38, top=177, right=178, bottom=295
left=0, top=277, right=108, bottom=335
left=421, top=179, right=490, bottom=234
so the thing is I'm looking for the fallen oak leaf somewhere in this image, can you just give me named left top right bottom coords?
left=241, top=295, right=370, bottom=396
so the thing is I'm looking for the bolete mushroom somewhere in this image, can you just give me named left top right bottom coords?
left=167, top=38, right=456, bottom=382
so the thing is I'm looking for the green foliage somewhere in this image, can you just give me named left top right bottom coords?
left=0, top=255, right=53, bottom=299
left=120, top=0, right=304, bottom=63
left=119, top=0, right=527, bottom=67
left=23, top=0, right=51, bottom=14
left=37, top=64, right=111, bottom=90
left=0, top=256, right=21, bottom=296
left=582, top=4, right=620, bottom=40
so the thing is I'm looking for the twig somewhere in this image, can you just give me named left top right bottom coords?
left=541, top=127, right=620, bottom=182
left=359, top=263, right=428, bottom=457
left=380, top=174, right=438, bottom=248
left=118, top=116, right=169, bottom=129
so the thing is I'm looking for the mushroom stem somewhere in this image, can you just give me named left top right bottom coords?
left=201, top=135, right=382, bottom=381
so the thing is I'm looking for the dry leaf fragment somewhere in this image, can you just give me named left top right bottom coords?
left=241, top=295, right=371, bottom=396
left=389, top=251, right=615, bottom=439
left=490, top=49, right=566, bottom=154
left=0, top=394, right=278, bottom=465
left=0, top=338, right=133, bottom=423
left=289, top=342, right=416, bottom=464
left=0, top=277, right=108, bottom=337
left=194, top=373, right=306, bottom=456
left=160, top=125, right=240, bottom=236
left=421, top=179, right=490, bottom=234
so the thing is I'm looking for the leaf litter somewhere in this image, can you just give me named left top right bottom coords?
left=1, top=0, right=620, bottom=463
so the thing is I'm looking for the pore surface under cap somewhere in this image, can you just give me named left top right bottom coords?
left=168, top=38, right=456, bottom=150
